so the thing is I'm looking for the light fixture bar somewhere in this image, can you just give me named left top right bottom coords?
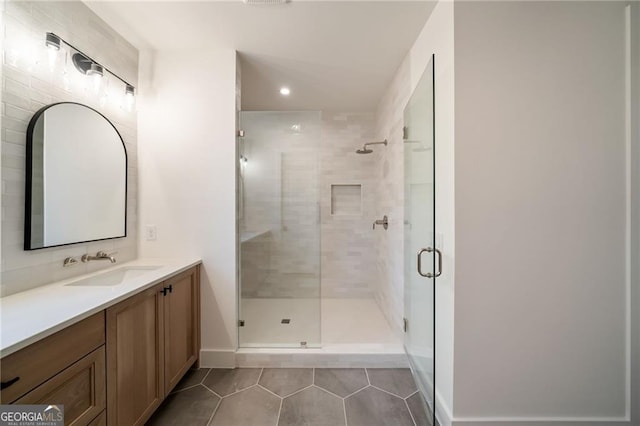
left=45, top=32, right=135, bottom=91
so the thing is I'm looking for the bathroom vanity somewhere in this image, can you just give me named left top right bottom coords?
left=0, top=259, right=201, bottom=426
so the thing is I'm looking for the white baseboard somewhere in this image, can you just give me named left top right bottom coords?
left=428, top=390, right=632, bottom=426
left=235, top=348, right=408, bottom=368
left=450, top=417, right=631, bottom=425
left=435, top=388, right=453, bottom=426
left=199, top=349, right=236, bottom=368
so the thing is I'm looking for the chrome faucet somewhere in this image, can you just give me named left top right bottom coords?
left=81, top=251, right=117, bottom=263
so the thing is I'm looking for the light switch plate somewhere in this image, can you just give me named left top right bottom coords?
left=145, top=225, right=157, bottom=241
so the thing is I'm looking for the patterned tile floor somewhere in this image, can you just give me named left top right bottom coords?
left=146, top=368, right=433, bottom=426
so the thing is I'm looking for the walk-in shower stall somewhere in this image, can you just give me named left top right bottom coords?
left=237, top=57, right=438, bottom=424
left=237, top=108, right=403, bottom=351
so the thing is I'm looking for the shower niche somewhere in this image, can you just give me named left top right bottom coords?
left=330, top=184, right=362, bottom=216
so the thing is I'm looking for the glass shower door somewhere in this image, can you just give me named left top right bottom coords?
left=403, top=55, right=436, bottom=424
left=238, top=111, right=322, bottom=348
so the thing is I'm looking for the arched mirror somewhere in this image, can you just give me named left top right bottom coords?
left=25, top=102, right=127, bottom=250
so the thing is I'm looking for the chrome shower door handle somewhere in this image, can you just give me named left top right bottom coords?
left=417, top=247, right=442, bottom=278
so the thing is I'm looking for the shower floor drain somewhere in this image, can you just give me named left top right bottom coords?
left=281, top=319, right=291, bottom=324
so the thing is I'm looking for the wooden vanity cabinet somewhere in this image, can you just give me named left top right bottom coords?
left=106, top=265, right=200, bottom=426
left=163, top=267, right=200, bottom=393
left=105, top=283, right=165, bottom=426
left=14, top=347, right=106, bottom=426
left=0, top=312, right=106, bottom=426
left=0, top=265, right=200, bottom=426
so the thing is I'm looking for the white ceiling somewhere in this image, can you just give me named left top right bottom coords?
left=85, top=1, right=436, bottom=111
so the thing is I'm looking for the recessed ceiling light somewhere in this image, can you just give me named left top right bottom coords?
left=280, top=87, right=291, bottom=96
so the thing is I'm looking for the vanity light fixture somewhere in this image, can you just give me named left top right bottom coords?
left=87, top=62, right=104, bottom=93
left=125, top=84, right=135, bottom=112
left=45, top=32, right=61, bottom=72
left=44, top=32, right=136, bottom=108
left=87, top=62, right=104, bottom=77
left=45, top=32, right=61, bottom=51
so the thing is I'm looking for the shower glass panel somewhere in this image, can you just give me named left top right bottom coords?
left=404, top=55, right=436, bottom=425
left=238, top=111, right=321, bottom=348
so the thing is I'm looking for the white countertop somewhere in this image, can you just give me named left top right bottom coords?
left=0, top=257, right=202, bottom=358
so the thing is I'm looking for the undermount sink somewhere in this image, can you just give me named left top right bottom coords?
left=65, top=266, right=162, bottom=287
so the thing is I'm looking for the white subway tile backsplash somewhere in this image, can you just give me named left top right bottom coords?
left=4, top=104, right=31, bottom=121
left=3, top=77, right=29, bottom=97
left=3, top=65, right=31, bottom=86
left=1, top=0, right=139, bottom=296
left=1, top=152, right=24, bottom=170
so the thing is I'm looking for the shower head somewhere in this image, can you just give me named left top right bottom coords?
left=355, top=139, right=387, bottom=154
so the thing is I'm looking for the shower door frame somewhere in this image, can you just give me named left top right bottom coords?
left=236, top=111, right=323, bottom=349
left=403, top=53, right=437, bottom=426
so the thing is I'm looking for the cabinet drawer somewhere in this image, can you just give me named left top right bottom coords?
left=1, top=312, right=105, bottom=403
left=14, top=346, right=106, bottom=426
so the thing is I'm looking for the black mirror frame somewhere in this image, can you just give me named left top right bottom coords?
left=24, top=102, right=128, bottom=250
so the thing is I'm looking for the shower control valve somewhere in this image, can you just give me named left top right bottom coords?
left=373, top=215, right=388, bottom=230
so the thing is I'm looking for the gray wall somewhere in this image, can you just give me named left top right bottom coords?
left=1, top=0, right=138, bottom=296
left=453, top=1, right=631, bottom=420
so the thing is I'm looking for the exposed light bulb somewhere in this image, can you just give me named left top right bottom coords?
left=124, top=84, right=135, bottom=112
left=92, top=73, right=102, bottom=93
left=48, top=48, right=58, bottom=72
left=279, top=87, right=290, bottom=96
left=45, top=33, right=61, bottom=72
left=87, top=63, right=103, bottom=94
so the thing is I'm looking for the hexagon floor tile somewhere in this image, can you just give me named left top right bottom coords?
left=203, top=368, right=262, bottom=397
left=279, top=386, right=345, bottom=426
left=171, top=368, right=211, bottom=393
left=345, top=386, right=414, bottom=426
left=259, top=368, right=313, bottom=397
left=366, top=368, right=417, bottom=398
left=210, top=386, right=280, bottom=426
left=314, top=368, right=368, bottom=397
left=147, top=385, right=220, bottom=426
left=406, top=391, right=433, bottom=426
left=146, top=368, right=432, bottom=426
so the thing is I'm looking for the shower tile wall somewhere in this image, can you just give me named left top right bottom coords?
left=320, top=112, right=377, bottom=298
left=1, top=0, right=138, bottom=296
left=240, top=112, right=380, bottom=300
left=373, top=58, right=412, bottom=332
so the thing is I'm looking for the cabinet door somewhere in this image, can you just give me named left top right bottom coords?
left=14, top=347, right=106, bottom=426
left=88, top=411, right=106, bottom=426
left=163, top=266, right=200, bottom=394
left=106, top=284, right=164, bottom=426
